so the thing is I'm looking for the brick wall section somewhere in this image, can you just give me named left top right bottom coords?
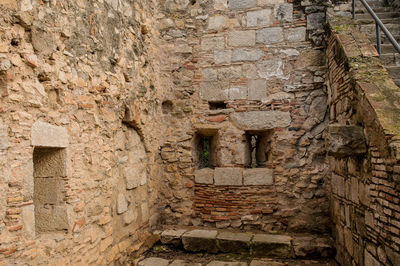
left=327, top=17, right=400, bottom=266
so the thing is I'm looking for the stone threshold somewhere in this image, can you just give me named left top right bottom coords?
left=156, top=227, right=335, bottom=259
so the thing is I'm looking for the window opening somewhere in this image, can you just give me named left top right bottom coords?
left=195, top=132, right=217, bottom=169
left=209, top=102, right=227, bottom=110
left=246, top=131, right=272, bottom=168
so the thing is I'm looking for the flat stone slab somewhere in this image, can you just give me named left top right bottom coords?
left=252, top=234, right=294, bottom=258
left=207, top=261, right=248, bottom=266
left=293, top=236, right=335, bottom=258
left=182, top=229, right=219, bottom=253
left=250, top=260, right=284, bottom=266
left=169, top=260, right=202, bottom=266
left=161, top=229, right=187, bottom=246
left=217, top=232, right=253, bottom=253
left=138, top=257, right=169, bottom=266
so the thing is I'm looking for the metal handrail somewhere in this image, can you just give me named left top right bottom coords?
left=352, top=0, right=400, bottom=55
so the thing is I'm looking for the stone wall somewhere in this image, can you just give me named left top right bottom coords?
left=157, top=0, right=333, bottom=233
left=326, top=17, right=400, bottom=266
left=0, top=0, right=165, bottom=264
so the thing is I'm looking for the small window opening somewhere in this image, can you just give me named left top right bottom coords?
left=162, top=100, right=173, bottom=114
left=209, top=102, right=227, bottom=110
left=245, top=131, right=272, bottom=168
left=33, top=147, right=68, bottom=234
left=195, top=132, right=217, bottom=169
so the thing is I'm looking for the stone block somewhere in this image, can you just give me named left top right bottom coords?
left=274, top=4, right=293, bottom=22
left=257, top=59, right=284, bottom=79
left=214, top=0, right=228, bottom=11
left=124, top=163, right=146, bottom=189
left=214, top=50, right=232, bottom=64
left=207, top=262, right=247, bottom=266
left=161, top=228, right=187, bottom=246
left=248, top=79, right=267, bottom=100
left=123, top=209, right=136, bottom=225
left=250, top=260, right=285, bottom=266
left=170, top=260, right=202, bottom=266
left=232, top=49, right=263, bottom=62
left=243, top=168, right=273, bottom=185
left=201, top=37, right=225, bottom=51
left=182, top=229, right=218, bottom=253
left=231, top=111, right=291, bottom=130
left=34, top=177, right=64, bottom=204
left=229, top=86, right=248, bottom=100
left=325, top=124, right=367, bottom=157
left=200, top=82, right=229, bottom=102
left=293, top=236, right=334, bottom=258
left=208, top=15, right=227, bottom=31
left=35, top=204, right=69, bottom=233
left=252, top=234, right=294, bottom=258
left=22, top=205, right=35, bottom=239
left=285, top=27, right=306, bottom=42
left=117, top=193, right=128, bottom=214
left=256, top=28, right=283, bottom=44
left=0, top=0, right=17, bottom=9
left=217, top=232, right=252, bottom=253
left=31, top=121, right=68, bottom=148
left=214, top=167, right=242, bottom=186
left=247, top=9, right=272, bottom=27
left=307, top=12, right=325, bottom=30
left=228, top=31, right=256, bottom=47
left=0, top=121, right=9, bottom=150
left=229, top=0, right=257, bottom=10
left=138, top=258, right=169, bottom=266
left=195, top=168, right=214, bottom=184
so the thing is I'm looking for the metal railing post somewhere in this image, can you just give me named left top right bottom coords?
left=352, top=0, right=356, bottom=19
left=376, top=23, right=381, bottom=55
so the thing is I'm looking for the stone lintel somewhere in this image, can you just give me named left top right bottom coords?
left=31, top=121, right=68, bottom=148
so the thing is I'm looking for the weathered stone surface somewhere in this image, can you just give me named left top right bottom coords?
left=256, top=28, right=283, bottom=44
left=170, top=260, right=202, bottom=266
left=250, top=261, right=285, bottom=266
left=207, top=262, right=247, bottom=266
left=248, top=79, right=267, bottom=100
left=200, top=82, right=229, bottom=102
left=195, top=168, right=214, bottom=184
left=364, top=251, right=380, bottom=266
left=247, top=9, right=272, bottom=27
left=208, top=15, right=227, bottom=31
left=214, top=50, right=232, bottom=64
left=182, top=229, right=218, bottom=253
left=217, top=232, right=252, bottom=253
left=293, top=236, right=334, bottom=258
left=243, top=168, right=273, bottom=185
left=232, top=49, right=263, bottom=62
left=117, top=193, right=128, bottom=214
left=231, top=111, right=291, bottom=130
left=31, top=121, right=68, bottom=148
left=274, top=4, right=293, bottom=22
left=138, top=257, right=169, bottom=266
left=285, top=27, right=306, bottom=42
left=325, top=124, right=367, bottom=157
left=229, top=86, right=248, bottom=100
left=214, top=167, right=242, bottom=186
left=307, top=13, right=325, bottom=30
left=0, top=119, right=8, bottom=150
left=229, top=0, right=257, bottom=10
left=201, top=37, right=225, bottom=51
left=252, top=234, right=294, bottom=258
left=257, top=59, right=284, bottom=79
left=228, top=31, right=256, bottom=47
left=161, top=228, right=187, bottom=246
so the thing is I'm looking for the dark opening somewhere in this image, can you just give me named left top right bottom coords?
left=245, top=131, right=272, bottom=168
left=209, top=101, right=227, bottom=110
left=162, top=100, right=173, bottom=114
left=195, top=132, right=217, bottom=169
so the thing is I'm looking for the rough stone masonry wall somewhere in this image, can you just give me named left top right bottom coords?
left=326, top=17, right=400, bottom=266
left=157, top=0, right=334, bottom=233
left=0, top=0, right=165, bottom=265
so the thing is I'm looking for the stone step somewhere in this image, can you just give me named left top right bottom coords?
left=356, top=17, right=400, bottom=24
left=361, top=24, right=400, bottom=36
left=158, top=228, right=335, bottom=259
left=356, top=12, right=400, bottom=20
left=355, top=0, right=387, bottom=9
left=387, top=66, right=400, bottom=79
left=373, top=44, right=400, bottom=54
left=137, top=257, right=338, bottom=266
left=368, top=34, right=400, bottom=45
left=356, top=7, right=395, bottom=13
left=393, top=78, right=400, bottom=87
left=379, top=53, right=400, bottom=66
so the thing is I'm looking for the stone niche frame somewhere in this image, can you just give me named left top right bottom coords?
left=245, top=130, right=273, bottom=168
left=194, top=125, right=219, bottom=169
left=29, top=121, right=70, bottom=238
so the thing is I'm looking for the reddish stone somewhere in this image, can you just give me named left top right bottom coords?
left=205, top=115, right=226, bottom=123
left=8, top=225, right=23, bottom=232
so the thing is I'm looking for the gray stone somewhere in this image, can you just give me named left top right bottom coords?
left=217, top=232, right=253, bottom=253
left=117, top=193, right=128, bottom=214
left=199, top=82, right=229, bottom=102
left=232, top=49, right=263, bottom=62
left=214, top=167, right=242, bottom=186
left=231, top=111, right=291, bottom=130
left=229, top=86, right=248, bottom=100
left=165, top=0, right=190, bottom=12
left=293, top=236, right=334, bottom=258
left=161, top=228, right=187, bottom=246
left=31, top=121, right=68, bottom=148
left=307, top=13, right=325, bottom=30
left=182, top=229, right=218, bottom=253
left=214, top=50, right=232, bottom=64
left=170, top=260, right=202, bottom=266
left=228, top=31, right=256, bottom=47
left=201, top=37, right=225, bottom=51
left=256, top=28, right=283, bottom=44
left=138, top=257, right=169, bottom=266
left=252, top=234, right=294, bottom=258
left=325, top=124, right=367, bottom=157
left=274, top=4, right=293, bottom=22
left=195, top=168, right=214, bottom=184
left=243, top=168, right=273, bottom=185
left=0, top=119, right=8, bottom=150
left=207, top=262, right=247, bottom=266
left=208, top=15, right=227, bottom=31
left=257, top=59, right=284, bottom=79
left=285, top=27, right=306, bottom=42
left=229, top=0, right=257, bottom=10
left=0, top=59, right=11, bottom=71
left=248, top=79, right=267, bottom=100
left=247, top=9, right=272, bottom=27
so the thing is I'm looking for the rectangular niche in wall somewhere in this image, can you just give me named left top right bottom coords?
left=33, top=147, right=68, bottom=234
left=195, top=129, right=218, bottom=169
left=245, top=130, right=273, bottom=168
